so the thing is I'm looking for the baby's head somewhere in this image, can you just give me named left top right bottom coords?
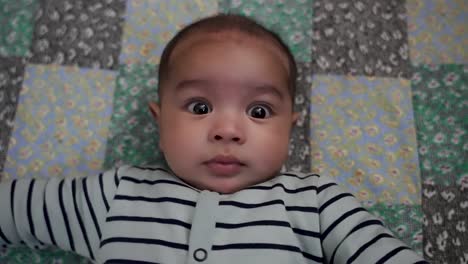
left=149, top=14, right=299, bottom=193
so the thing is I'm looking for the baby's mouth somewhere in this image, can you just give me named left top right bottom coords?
left=204, top=155, right=245, bottom=176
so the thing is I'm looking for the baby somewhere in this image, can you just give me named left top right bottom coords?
left=0, top=14, right=427, bottom=264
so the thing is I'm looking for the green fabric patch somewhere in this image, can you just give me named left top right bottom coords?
left=412, top=64, right=468, bottom=186
left=103, top=63, right=164, bottom=169
left=219, top=0, right=313, bottom=62
left=367, top=203, right=423, bottom=254
left=0, top=0, right=37, bottom=57
left=0, top=246, right=91, bottom=264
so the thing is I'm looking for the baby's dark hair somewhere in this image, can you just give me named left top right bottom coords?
left=157, top=13, right=297, bottom=100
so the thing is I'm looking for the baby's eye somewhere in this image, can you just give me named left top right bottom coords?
left=247, top=104, right=272, bottom=119
left=187, top=101, right=212, bottom=115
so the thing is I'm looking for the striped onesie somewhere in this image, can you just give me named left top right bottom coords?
left=0, top=165, right=427, bottom=263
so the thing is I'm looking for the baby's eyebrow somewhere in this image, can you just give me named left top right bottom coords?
left=250, top=84, right=284, bottom=101
left=175, top=79, right=213, bottom=92
left=174, top=79, right=285, bottom=101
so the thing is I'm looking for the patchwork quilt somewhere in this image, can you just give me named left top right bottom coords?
left=0, top=0, right=466, bottom=263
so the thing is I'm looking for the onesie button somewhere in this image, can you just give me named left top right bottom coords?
left=193, top=248, right=208, bottom=262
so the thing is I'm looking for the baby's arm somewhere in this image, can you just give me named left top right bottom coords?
left=316, top=175, right=428, bottom=263
left=0, top=167, right=122, bottom=262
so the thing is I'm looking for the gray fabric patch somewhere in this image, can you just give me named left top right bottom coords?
left=28, top=0, right=126, bottom=70
left=311, top=0, right=411, bottom=78
left=422, top=183, right=468, bottom=263
left=284, top=62, right=311, bottom=173
left=0, top=57, right=26, bottom=175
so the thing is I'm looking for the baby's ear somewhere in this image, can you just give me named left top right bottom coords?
left=292, top=111, right=300, bottom=125
left=148, top=102, right=165, bottom=152
left=148, top=102, right=161, bottom=123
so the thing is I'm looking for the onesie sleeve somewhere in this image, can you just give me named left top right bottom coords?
left=315, top=174, right=428, bottom=263
left=0, top=166, right=126, bottom=262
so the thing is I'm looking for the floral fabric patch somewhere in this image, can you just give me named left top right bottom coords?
left=119, top=0, right=217, bottom=65
left=310, top=75, right=421, bottom=204
left=407, top=0, right=468, bottom=64
left=2, top=65, right=116, bottom=180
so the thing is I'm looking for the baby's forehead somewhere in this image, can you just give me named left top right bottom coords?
left=170, top=29, right=290, bottom=71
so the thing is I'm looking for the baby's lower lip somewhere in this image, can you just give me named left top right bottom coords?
left=205, top=162, right=243, bottom=176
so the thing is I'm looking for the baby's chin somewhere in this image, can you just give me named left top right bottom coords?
left=194, top=174, right=277, bottom=194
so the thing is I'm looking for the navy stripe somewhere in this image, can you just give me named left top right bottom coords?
left=0, top=226, right=11, bottom=244
left=216, top=220, right=291, bottom=229
left=292, top=227, right=320, bottom=238
left=27, top=179, right=36, bottom=239
left=286, top=205, right=318, bottom=213
left=106, top=216, right=191, bottom=229
left=82, top=177, right=102, bottom=239
left=120, top=176, right=191, bottom=189
left=99, top=173, right=110, bottom=211
left=319, top=193, right=354, bottom=213
left=212, top=243, right=322, bottom=262
left=105, top=259, right=161, bottom=264
left=302, top=251, right=324, bottom=262
left=330, top=219, right=385, bottom=264
left=348, top=233, right=393, bottom=263
left=43, top=192, right=57, bottom=245
left=216, top=220, right=320, bottom=238
left=246, top=183, right=318, bottom=193
left=10, top=181, right=25, bottom=245
left=10, top=180, right=16, bottom=224
left=220, top=199, right=285, bottom=209
left=376, top=246, right=410, bottom=264
left=213, top=242, right=301, bottom=251
left=100, top=237, right=188, bottom=250
left=317, top=182, right=337, bottom=193
left=132, top=166, right=171, bottom=174
left=114, top=168, right=119, bottom=187
left=59, top=180, right=75, bottom=251
left=321, top=207, right=367, bottom=241
left=114, top=195, right=196, bottom=207
left=280, top=172, right=320, bottom=180
left=72, top=179, right=94, bottom=260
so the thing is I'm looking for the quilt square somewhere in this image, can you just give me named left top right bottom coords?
left=119, top=0, right=217, bottom=65
left=2, top=65, right=116, bottom=180
left=0, top=245, right=90, bottom=264
left=311, top=0, right=411, bottom=78
left=422, top=184, right=468, bottom=263
left=284, top=62, right=312, bottom=172
left=103, top=63, right=163, bottom=169
left=407, top=0, right=468, bottom=64
left=0, top=0, right=38, bottom=57
left=28, top=0, right=126, bottom=70
left=412, top=64, right=467, bottom=186
left=368, top=203, right=423, bottom=254
left=219, top=0, right=313, bottom=63
left=310, top=75, right=421, bottom=204
left=0, top=57, right=26, bottom=174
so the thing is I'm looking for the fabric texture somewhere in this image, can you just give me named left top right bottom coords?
left=0, top=0, right=466, bottom=263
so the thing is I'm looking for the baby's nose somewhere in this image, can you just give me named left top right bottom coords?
left=209, top=117, right=246, bottom=144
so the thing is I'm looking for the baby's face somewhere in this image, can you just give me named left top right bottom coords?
left=150, top=32, right=298, bottom=193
